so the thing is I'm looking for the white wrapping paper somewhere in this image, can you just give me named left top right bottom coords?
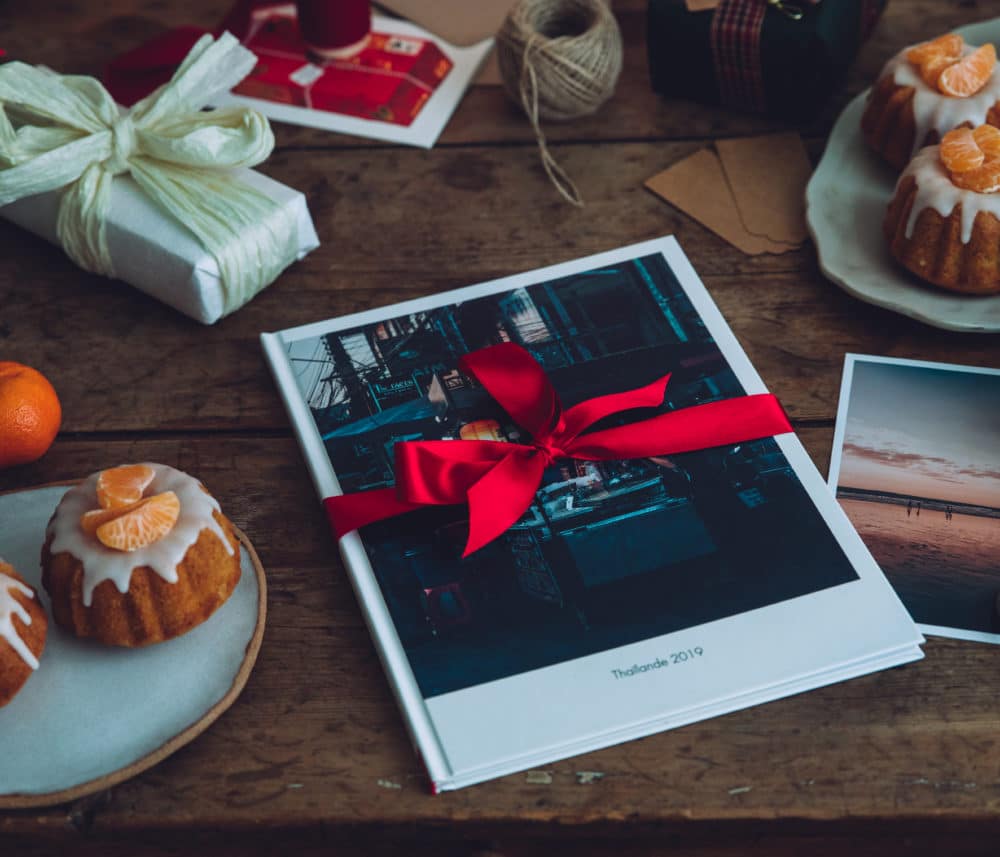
left=1, top=168, right=318, bottom=324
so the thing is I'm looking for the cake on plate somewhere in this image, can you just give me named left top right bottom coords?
left=862, top=33, right=1000, bottom=170
left=885, top=123, right=1000, bottom=294
left=0, top=560, right=47, bottom=707
left=42, top=463, right=241, bottom=647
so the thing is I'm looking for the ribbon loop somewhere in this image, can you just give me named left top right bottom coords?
left=326, top=343, right=794, bottom=556
left=459, top=342, right=562, bottom=439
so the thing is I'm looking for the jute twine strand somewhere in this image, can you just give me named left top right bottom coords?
left=497, top=0, right=623, bottom=206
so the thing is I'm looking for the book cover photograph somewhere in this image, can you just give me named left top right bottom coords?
left=262, top=237, right=922, bottom=790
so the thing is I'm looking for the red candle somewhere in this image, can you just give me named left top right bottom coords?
left=295, top=0, right=371, bottom=60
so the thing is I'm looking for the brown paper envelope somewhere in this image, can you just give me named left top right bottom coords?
left=686, top=0, right=721, bottom=10
left=645, top=149, right=797, bottom=256
left=716, top=133, right=812, bottom=246
left=376, top=0, right=516, bottom=47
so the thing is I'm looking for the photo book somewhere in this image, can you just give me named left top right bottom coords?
left=262, top=237, right=924, bottom=791
left=830, top=354, right=1000, bottom=645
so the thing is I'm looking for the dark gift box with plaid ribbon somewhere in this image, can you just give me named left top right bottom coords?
left=648, top=0, right=886, bottom=120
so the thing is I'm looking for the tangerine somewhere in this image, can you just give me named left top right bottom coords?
left=0, top=361, right=62, bottom=469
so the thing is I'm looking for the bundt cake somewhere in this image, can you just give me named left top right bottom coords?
left=862, top=33, right=1000, bottom=171
left=42, top=463, right=241, bottom=647
left=884, top=124, right=1000, bottom=294
left=0, top=560, right=47, bottom=707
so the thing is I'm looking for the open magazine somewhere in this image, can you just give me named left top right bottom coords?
left=262, top=236, right=923, bottom=792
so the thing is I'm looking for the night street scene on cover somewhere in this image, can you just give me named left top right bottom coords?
left=288, top=253, right=860, bottom=698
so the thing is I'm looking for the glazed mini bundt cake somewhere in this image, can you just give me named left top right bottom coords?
left=863, top=33, right=1000, bottom=171
left=885, top=123, right=1000, bottom=294
left=0, top=560, right=47, bottom=707
left=42, top=463, right=241, bottom=647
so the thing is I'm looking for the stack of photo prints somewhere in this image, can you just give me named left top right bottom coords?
left=263, top=237, right=925, bottom=792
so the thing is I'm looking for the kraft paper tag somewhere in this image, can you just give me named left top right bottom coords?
left=376, top=0, right=515, bottom=46
left=375, top=0, right=511, bottom=84
left=716, top=133, right=812, bottom=245
left=645, top=148, right=798, bottom=256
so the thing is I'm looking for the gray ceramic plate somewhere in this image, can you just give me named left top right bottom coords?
left=806, top=19, right=1000, bottom=333
left=0, top=483, right=266, bottom=808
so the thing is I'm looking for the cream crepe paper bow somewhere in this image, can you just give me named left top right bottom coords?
left=0, top=33, right=298, bottom=315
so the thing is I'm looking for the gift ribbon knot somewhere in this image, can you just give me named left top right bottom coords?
left=106, top=115, right=136, bottom=176
left=325, top=342, right=793, bottom=558
left=0, top=33, right=300, bottom=316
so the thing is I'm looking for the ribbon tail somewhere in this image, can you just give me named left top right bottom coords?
left=560, top=373, right=671, bottom=438
left=324, top=488, right=424, bottom=541
left=128, top=158, right=298, bottom=317
left=464, top=450, right=546, bottom=557
left=57, top=161, right=117, bottom=276
left=567, top=393, right=792, bottom=460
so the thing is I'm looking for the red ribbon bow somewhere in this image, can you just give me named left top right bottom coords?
left=325, top=343, right=792, bottom=557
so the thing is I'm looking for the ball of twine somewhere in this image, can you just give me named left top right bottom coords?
left=497, top=0, right=624, bottom=206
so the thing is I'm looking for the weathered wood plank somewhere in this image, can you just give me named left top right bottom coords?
left=3, top=434, right=1000, bottom=839
left=3, top=140, right=997, bottom=435
left=2, top=0, right=998, bottom=148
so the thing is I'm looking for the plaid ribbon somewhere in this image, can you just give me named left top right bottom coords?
left=709, top=0, right=768, bottom=113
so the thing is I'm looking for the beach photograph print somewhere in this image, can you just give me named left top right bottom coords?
left=830, top=355, right=1000, bottom=643
left=288, top=253, right=861, bottom=697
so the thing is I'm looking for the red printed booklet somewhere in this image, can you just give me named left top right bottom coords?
left=215, top=4, right=491, bottom=147
left=262, top=237, right=923, bottom=792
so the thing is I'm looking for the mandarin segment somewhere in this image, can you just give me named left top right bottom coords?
left=96, top=464, right=155, bottom=510
left=940, top=127, right=985, bottom=172
left=80, top=498, right=147, bottom=535
left=95, top=491, right=180, bottom=552
left=907, top=34, right=964, bottom=87
left=938, top=43, right=997, bottom=97
left=952, top=158, right=1000, bottom=192
left=906, top=33, right=963, bottom=67
left=973, top=124, right=1000, bottom=158
left=919, top=53, right=959, bottom=88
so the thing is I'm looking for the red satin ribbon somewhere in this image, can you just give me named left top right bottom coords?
left=324, top=342, right=792, bottom=557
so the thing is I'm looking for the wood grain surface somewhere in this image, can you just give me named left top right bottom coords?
left=3, top=1, right=1000, bottom=855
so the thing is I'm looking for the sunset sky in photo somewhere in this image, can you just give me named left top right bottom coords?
left=837, top=360, right=1000, bottom=508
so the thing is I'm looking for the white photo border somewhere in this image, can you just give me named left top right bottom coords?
left=829, top=352, right=1000, bottom=645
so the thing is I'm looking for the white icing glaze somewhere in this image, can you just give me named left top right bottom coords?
left=896, top=145, right=1000, bottom=244
left=884, top=41, right=1000, bottom=158
left=0, top=566, right=39, bottom=671
left=46, top=463, right=235, bottom=606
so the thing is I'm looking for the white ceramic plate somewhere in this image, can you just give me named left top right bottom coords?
left=0, top=484, right=266, bottom=808
left=806, top=18, right=1000, bottom=333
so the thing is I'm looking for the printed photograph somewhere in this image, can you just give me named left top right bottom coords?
left=289, top=253, right=860, bottom=697
left=831, top=356, right=1000, bottom=642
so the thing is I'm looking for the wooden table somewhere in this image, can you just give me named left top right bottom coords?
left=3, top=1, right=1000, bottom=854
